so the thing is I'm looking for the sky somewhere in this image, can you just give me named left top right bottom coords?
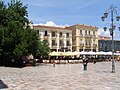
left=4, top=0, right=120, bottom=40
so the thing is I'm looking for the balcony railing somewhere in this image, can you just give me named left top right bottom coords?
left=52, top=46, right=57, bottom=49
left=84, top=34, right=92, bottom=38
left=51, top=35, right=57, bottom=40
left=52, top=43, right=57, bottom=48
left=85, top=44, right=91, bottom=48
left=59, top=35, right=64, bottom=39
left=92, top=35, right=97, bottom=38
left=79, top=44, right=84, bottom=47
left=60, top=44, right=64, bottom=46
left=79, top=34, right=83, bottom=37
left=67, top=43, right=71, bottom=46
left=93, top=44, right=97, bottom=47
left=43, top=35, right=48, bottom=40
left=52, top=34, right=57, bottom=38
left=66, top=35, right=69, bottom=38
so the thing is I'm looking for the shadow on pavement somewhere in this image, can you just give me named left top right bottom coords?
left=0, top=80, right=8, bottom=89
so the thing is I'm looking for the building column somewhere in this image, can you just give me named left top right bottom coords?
left=63, top=34, right=66, bottom=52
left=82, top=36, right=85, bottom=52
left=91, top=38, right=93, bottom=51
left=49, top=33, right=52, bottom=49
left=70, top=38, right=72, bottom=52
left=56, top=33, right=59, bottom=52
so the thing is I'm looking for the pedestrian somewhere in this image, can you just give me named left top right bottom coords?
left=53, top=60, right=56, bottom=67
left=83, top=57, right=88, bottom=70
left=93, top=59, right=96, bottom=64
left=29, top=53, right=34, bottom=60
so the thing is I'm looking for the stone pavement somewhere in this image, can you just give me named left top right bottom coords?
left=0, top=62, right=120, bottom=90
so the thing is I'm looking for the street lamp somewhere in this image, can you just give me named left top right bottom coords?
left=101, top=5, right=120, bottom=73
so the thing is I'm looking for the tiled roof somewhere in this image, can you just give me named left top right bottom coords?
left=33, top=25, right=71, bottom=31
left=66, top=24, right=98, bottom=30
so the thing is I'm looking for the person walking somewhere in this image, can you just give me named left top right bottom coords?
left=83, top=57, right=88, bottom=70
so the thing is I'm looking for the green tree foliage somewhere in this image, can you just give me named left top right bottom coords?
left=0, top=1, right=6, bottom=25
left=0, top=0, right=50, bottom=63
left=37, top=40, right=51, bottom=57
left=0, top=1, right=6, bottom=55
left=0, top=0, right=29, bottom=60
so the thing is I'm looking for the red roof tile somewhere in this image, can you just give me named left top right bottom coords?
left=66, top=24, right=98, bottom=30
left=33, top=25, right=71, bottom=31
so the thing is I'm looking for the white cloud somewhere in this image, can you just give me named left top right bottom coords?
left=98, top=28, right=110, bottom=37
left=34, top=21, right=69, bottom=28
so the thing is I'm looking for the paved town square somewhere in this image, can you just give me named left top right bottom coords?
left=0, top=62, right=120, bottom=90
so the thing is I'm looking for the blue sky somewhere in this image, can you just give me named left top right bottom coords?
left=5, top=0, right=120, bottom=40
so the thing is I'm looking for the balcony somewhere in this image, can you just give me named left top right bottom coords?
left=43, top=35, right=48, bottom=40
left=79, top=34, right=83, bottom=37
left=93, top=44, right=97, bottom=47
left=92, top=35, right=97, bottom=38
left=52, top=43, right=57, bottom=48
left=66, top=34, right=69, bottom=38
left=59, top=35, right=64, bottom=39
left=84, top=34, right=92, bottom=38
left=52, top=35, right=56, bottom=40
left=52, top=35, right=56, bottom=37
left=66, top=36, right=71, bottom=39
left=79, top=43, right=84, bottom=47
left=60, top=43, right=64, bottom=47
left=85, top=44, right=91, bottom=48
left=67, top=43, right=71, bottom=46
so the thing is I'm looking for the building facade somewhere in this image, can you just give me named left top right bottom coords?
left=33, top=24, right=98, bottom=52
left=99, top=40, right=120, bottom=52
left=66, top=24, right=98, bottom=52
left=33, top=25, right=72, bottom=52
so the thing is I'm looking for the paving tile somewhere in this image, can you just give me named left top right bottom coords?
left=0, top=62, right=120, bottom=90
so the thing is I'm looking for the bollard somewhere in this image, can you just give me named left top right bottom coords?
left=53, top=63, right=55, bottom=67
left=83, top=64, right=87, bottom=70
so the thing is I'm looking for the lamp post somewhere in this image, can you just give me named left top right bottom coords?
left=101, top=5, right=120, bottom=73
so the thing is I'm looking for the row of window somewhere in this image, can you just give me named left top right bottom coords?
left=38, top=30, right=96, bottom=39
left=38, top=30, right=70, bottom=38
left=52, top=40, right=71, bottom=46
left=79, top=43, right=97, bottom=46
left=79, top=39, right=96, bottom=44
left=79, top=49, right=96, bottom=52
left=80, top=30, right=95, bottom=35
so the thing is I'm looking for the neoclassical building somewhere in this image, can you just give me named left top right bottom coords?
left=66, top=24, right=98, bottom=52
left=33, top=25, right=72, bottom=52
left=33, top=24, right=98, bottom=52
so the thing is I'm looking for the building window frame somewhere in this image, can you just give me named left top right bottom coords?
left=60, top=32, right=62, bottom=37
left=52, top=31, right=56, bottom=37
left=80, top=30, right=82, bottom=35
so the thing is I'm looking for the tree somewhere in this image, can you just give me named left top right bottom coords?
left=37, top=40, right=51, bottom=57
left=0, top=0, right=29, bottom=60
left=0, top=1, right=6, bottom=56
left=0, top=0, right=50, bottom=66
left=0, top=0, right=6, bottom=25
